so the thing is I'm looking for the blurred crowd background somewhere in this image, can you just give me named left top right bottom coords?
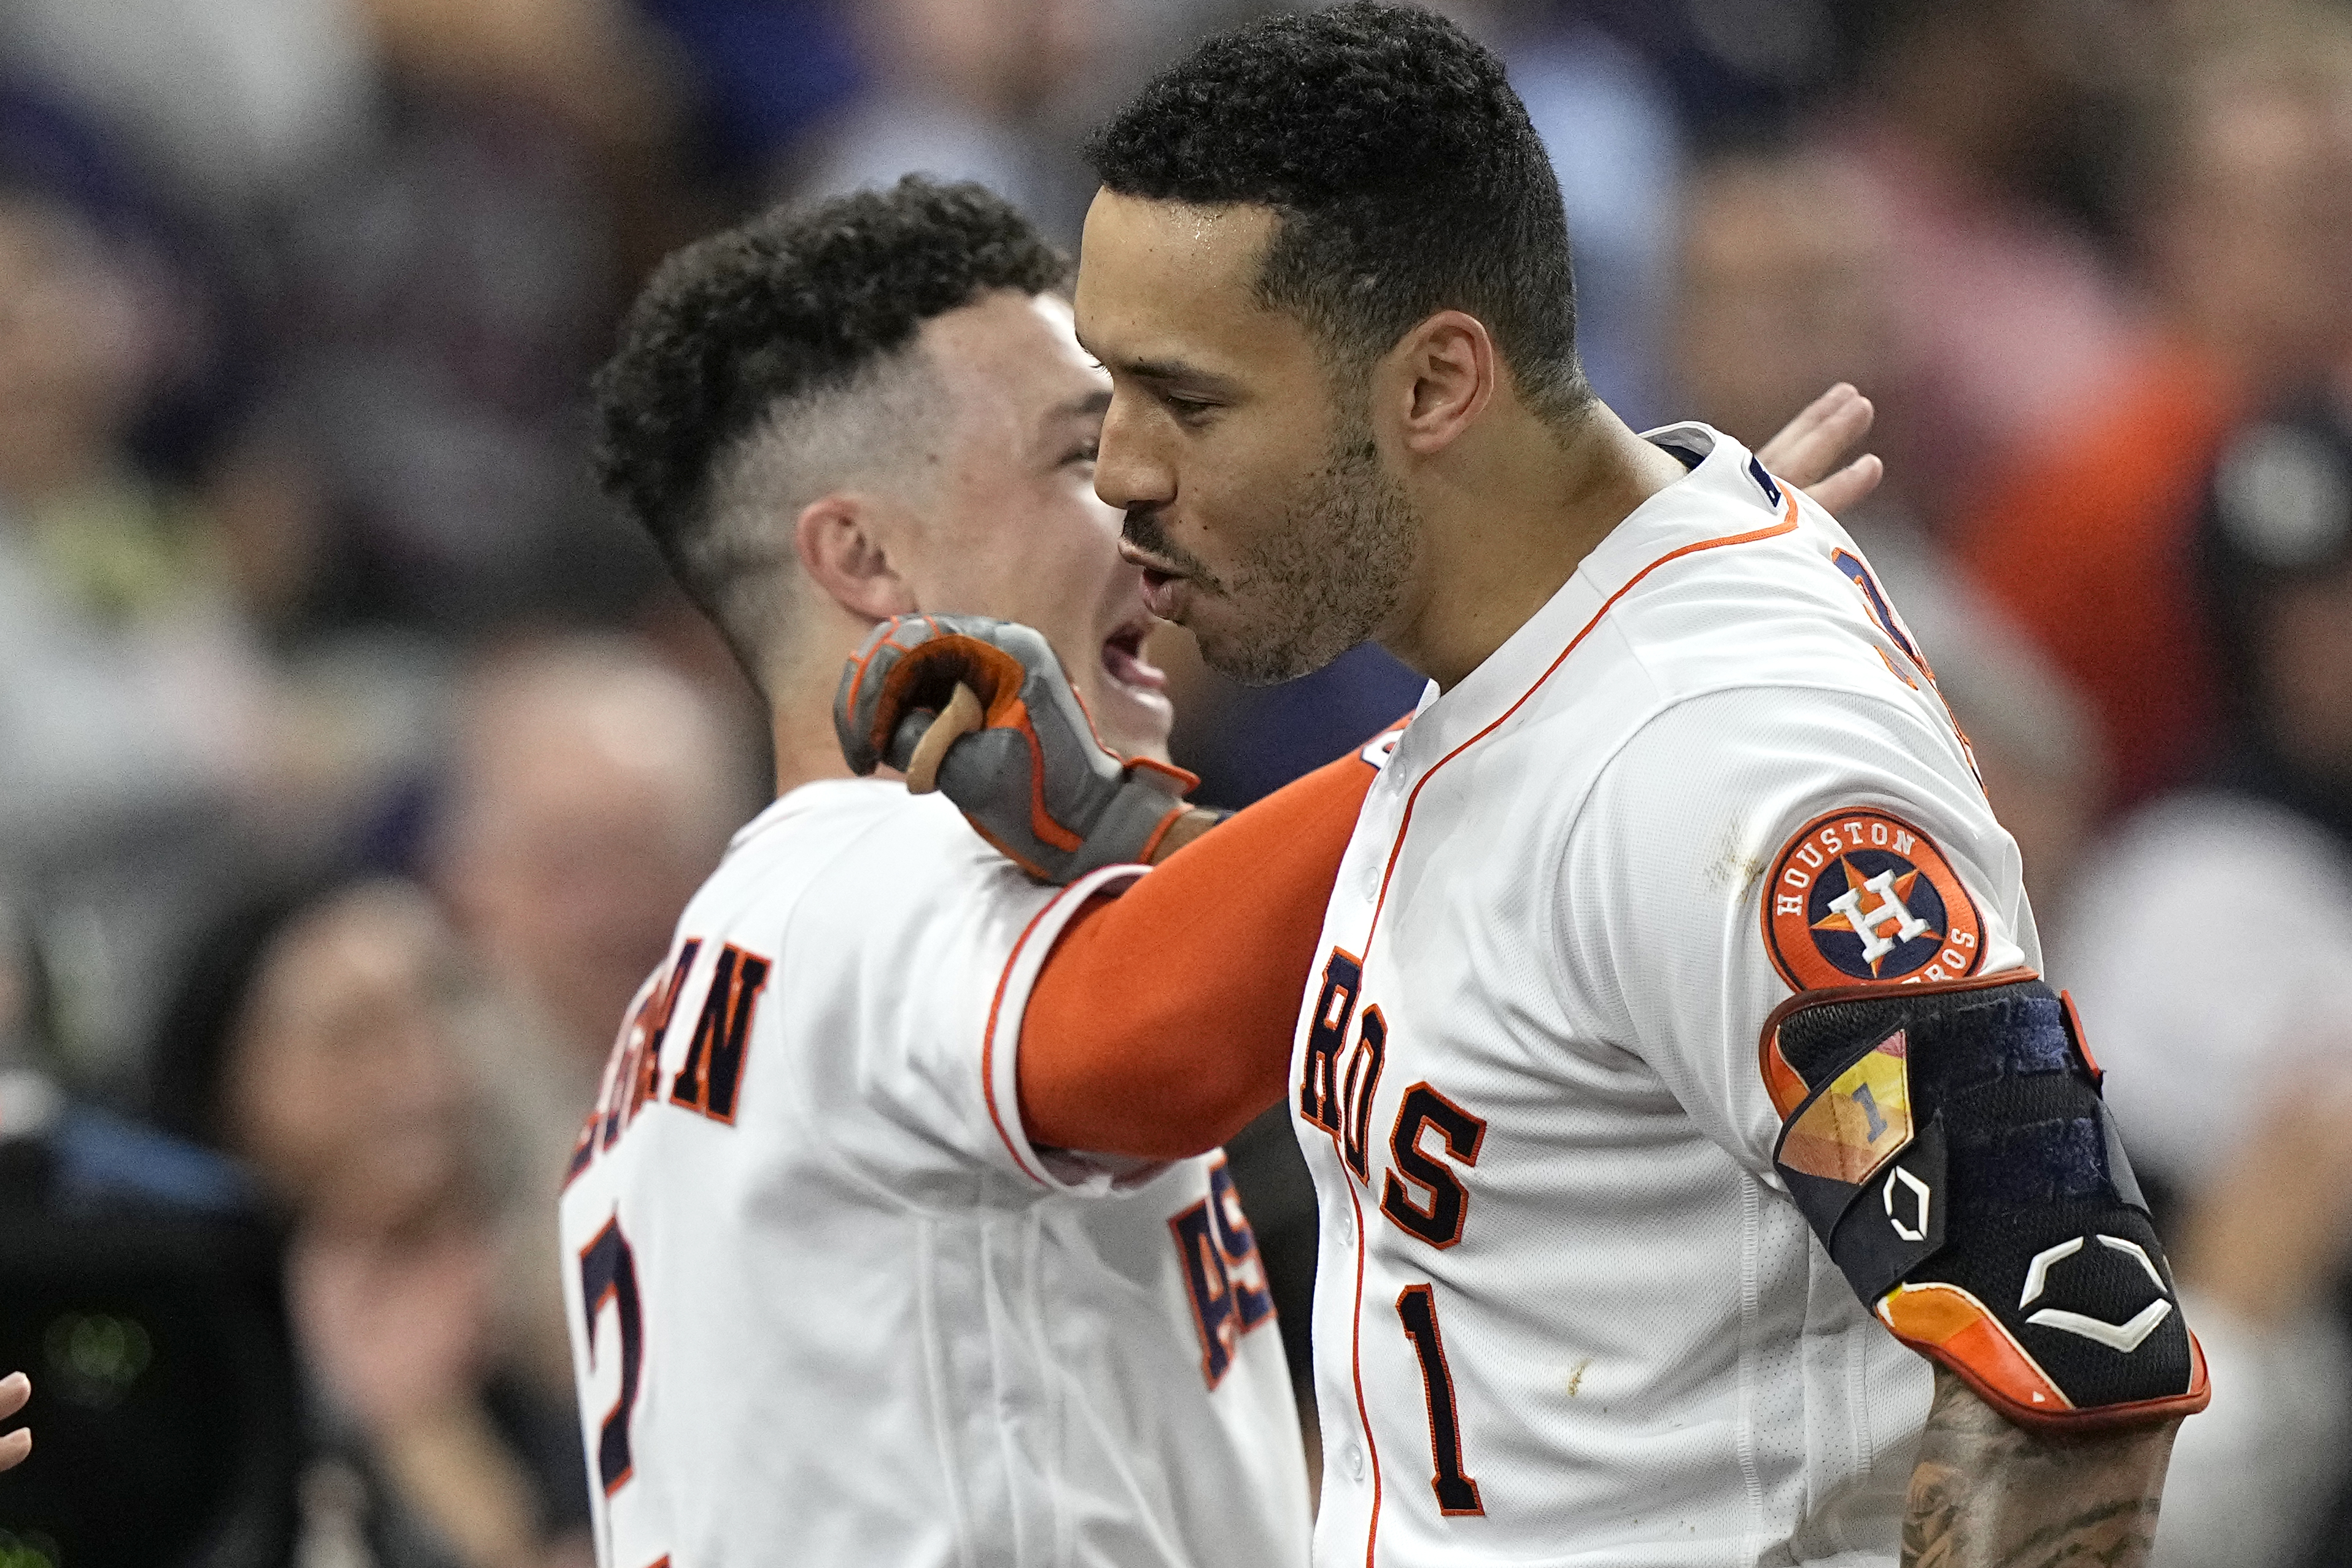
left=0, top=0, right=2349, bottom=1563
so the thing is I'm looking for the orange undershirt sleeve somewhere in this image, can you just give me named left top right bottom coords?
left=1016, top=744, right=1383, bottom=1160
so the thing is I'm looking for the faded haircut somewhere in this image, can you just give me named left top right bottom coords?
left=592, top=177, right=1068, bottom=681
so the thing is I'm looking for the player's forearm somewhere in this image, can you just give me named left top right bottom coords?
left=1903, top=1368, right=2179, bottom=1568
left=1017, top=748, right=1377, bottom=1159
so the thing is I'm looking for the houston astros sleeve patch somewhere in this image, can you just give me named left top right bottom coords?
left=1761, top=809, right=1984, bottom=991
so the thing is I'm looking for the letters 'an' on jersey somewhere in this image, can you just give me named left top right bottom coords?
left=1294, top=427, right=2049, bottom=1567
left=559, top=782, right=1308, bottom=1568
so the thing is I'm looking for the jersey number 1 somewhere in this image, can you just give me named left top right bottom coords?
left=1397, top=1283, right=1483, bottom=1516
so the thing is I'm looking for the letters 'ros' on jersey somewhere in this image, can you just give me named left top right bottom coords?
left=558, top=782, right=1308, bottom=1568
left=1292, top=426, right=2042, bottom=1567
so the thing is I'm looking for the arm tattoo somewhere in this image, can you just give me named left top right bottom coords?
left=1903, top=1368, right=2180, bottom=1568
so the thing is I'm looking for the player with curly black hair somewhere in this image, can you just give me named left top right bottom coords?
left=591, top=176, right=1190, bottom=780
left=594, top=177, right=1066, bottom=592
left=562, top=176, right=1318, bottom=1568
left=852, top=5, right=2201, bottom=1566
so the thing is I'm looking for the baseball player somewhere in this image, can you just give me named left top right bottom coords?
left=562, top=170, right=1888, bottom=1565
left=846, top=7, right=2208, bottom=1567
left=555, top=179, right=1321, bottom=1568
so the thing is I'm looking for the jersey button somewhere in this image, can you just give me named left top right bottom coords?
left=1345, top=1442, right=1366, bottom=1482
left=1338, top=1208, right=1354, bottom=1243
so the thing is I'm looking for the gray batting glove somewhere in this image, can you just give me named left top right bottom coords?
left=834, top=614, right=1203, bottom=883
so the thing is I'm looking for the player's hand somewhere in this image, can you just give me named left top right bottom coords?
left=836, top=614, right=1205, bottom=883
left=0, top=1372, right=31, bottom=1471
left=1756, top=382, right=1882, bottom=516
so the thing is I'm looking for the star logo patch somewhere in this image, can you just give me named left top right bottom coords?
left=1762, top=809, right=1984, bottom=991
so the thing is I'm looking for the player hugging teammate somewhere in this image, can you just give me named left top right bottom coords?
left=561, top=180, right=1318, bottom=1567
left=567, top=5, right=2202, bottom=1567
left=841, top=6, right=2206, bottom=1568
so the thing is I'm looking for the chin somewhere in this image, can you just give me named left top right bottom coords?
left=1193, top=633, right=1305, bottom=689
left=1197, top=607, right=1361, bottom=689
left=1093, top=686, right=1177, bottom=763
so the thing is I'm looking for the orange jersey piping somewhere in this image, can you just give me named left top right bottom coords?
left=1340, top=487, right=1798, bottom=1563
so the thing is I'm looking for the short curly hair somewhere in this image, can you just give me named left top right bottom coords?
left=1085, top=2, right=1586, bottom=423
left=592, top=177, right=1067, bottom=661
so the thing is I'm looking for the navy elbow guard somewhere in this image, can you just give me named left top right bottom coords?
left=1761, top=972, right=2209, bottom=1430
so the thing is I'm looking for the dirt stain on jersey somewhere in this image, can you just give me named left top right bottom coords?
left=1564, top=1357, right=1591, bottom=1397
left=1707, top=818, right=1768, bottom=893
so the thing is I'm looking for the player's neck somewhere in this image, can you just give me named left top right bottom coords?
left=1382, top=400, right=1684, bottom=691
left=767, top=642, right=862, bottom=799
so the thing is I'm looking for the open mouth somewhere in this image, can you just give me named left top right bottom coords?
left=1120, top=540, right=1184, bottom=586
left=1123, top=552, right=1188, bottom=621
left=1101, top=616, right=1168, bottom=694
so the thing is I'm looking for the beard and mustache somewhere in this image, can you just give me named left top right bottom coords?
left=1122, top=409, right=1420, bottom=687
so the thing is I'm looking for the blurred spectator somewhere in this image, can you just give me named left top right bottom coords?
left=359, top=0, right=682, bottom=150
left=0, top=137, right=289, bottom=1076
left=1963, top=15, right=2352, bottom=810
left=0, top=181, right=267, bottom=738
left=1669, top=144, right=2103, bottom=919
left=629, top=0, right=863, bottom=182
left=789, top=0, right=1270, bottom=246
left=432, top=637, right=752, bottom=1089
left=252, top=0, right=691, bottom=635
left=1673, top=144, right=1899, bottom=502
left=151, top=881, right=591, bottom=1568
left=0, top=77, right=260, bottom=481
left=0, top=0, right=374, bottom=214
left=794, top=0, right=1105, bottom=237
left=1819, top=0, right=2147, bottom=519
left=2059, top=397, right=2352, bottom=1567
left=1583, top=0, right=1847, bottom=143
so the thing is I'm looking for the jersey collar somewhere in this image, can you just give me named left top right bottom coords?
left=723, top=775, right=903, bottom=859
left=1391, top=422, right=1784, bottom=775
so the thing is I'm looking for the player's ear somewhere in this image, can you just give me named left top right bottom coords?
left=797, top=492, right=918, bottom=621
left=1389, top=309, right=1495, bottom=459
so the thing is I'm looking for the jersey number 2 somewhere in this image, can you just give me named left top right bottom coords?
left=579, top=1216, right=645, bottom=1495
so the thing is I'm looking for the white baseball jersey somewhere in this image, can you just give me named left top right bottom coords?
left=1292, top=425, right=2038, bottom=1566
left=558, top=780, right=1309, bottom=1568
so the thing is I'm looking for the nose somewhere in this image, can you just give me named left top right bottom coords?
left=1093, top=388, right=1174, bottom=517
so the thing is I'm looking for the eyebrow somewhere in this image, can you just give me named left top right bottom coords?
left=1033, top=389, right=1111, bottom=454
left=1107, top=357, right=1246, bottom=400
left=1121, top=356, right=1211, bottom=384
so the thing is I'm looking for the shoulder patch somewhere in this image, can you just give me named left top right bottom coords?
left=1761, top=809, right=1984, bottom=991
